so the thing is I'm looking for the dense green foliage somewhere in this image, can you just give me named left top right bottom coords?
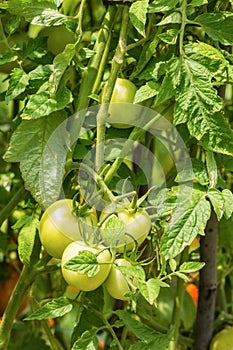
left=0, top=0, right=233, bottom=349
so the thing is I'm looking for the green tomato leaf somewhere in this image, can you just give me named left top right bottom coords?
left=222, top=189, right=233, bottom=220
left=17, top=214, right=39, bottom=266
left=31, top=9, right=67, bottom=26
left=207, top=188, right=225, bottom=221
left=148, top=0, right=179, bottom=13
left=22, top=84, right=73, bottom=119
left=138, top=278, right=169, bottom=305
left=134, top=81, right=160, bottom=103
left=169, top=258, right=177, bottom=272
left=190, top=0, right=207, bottom=6
left=3, top=0, right=57, bottom=22
left=194, top=12, right=233, bottom=45
left=116, top=310, right=173, bottom=349
left=158, top=29, right=179, bottom=45
left=160, top=186, right=211, bottom=259
left=71, top=331, right=98, bottom=350
left=28, top=64, right=53, bottom=93
left=175, top=158, right=209, bottom=185
left=64, top=251, right=101, bottom=277
left=130, top=34, right=160, bottom=79
left=155, top=56, right=181, bottom=106
left=5, top=68, right=29, bottom=103
left=25, top=297, right=73, bottom=320
left=129, top=0, right=149, bottom=37
left=184, top=42, right=231, bottom=81
left=23, top=37, right=48, bottom=61
left=0, top=51, right=18, bottom=66
left=179, top=261, right=205, bottom=274
left=157, top=12, right=182, bottom=26
left=174, top=57, right=233, bottom=155
left=118, top=264, right=145, bottom=281
left=4, top=113, right=69, bottom=207
left=5, top=15, right=21, bottom=35
left=138, top=57, right=167, bottom=81
left=174, top=57, right=223, bottom=124
left=49, top=43, right=76, bottom=94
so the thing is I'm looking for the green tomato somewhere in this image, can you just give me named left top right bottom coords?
left=61, top=241, right=112, bottom=291
left=210, top=328, right=233, bottom=350
left=100, top=205, right=151, bottom=252
left=104, top=258, right=131, bottom=301
left=39, top=25, right=75, bottom=55
left=104, top=78, right=137, bottom=129
left=39, top=199, right=97, bottom=259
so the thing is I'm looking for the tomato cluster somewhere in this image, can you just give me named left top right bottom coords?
left=39, top=198, right=151, bottom=298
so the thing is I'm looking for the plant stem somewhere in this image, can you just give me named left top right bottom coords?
left=75, top=6, right=116, bottom=112
left=168, top=247, right=189, bottom=350
left=95, top=5, right=130, bottom=171
left=179, top=0, right=187, bottom=56
left=194, top=209, right=218, bottom=350
left=0, top=186, right=27, bottom=227
left=0, top=265, right=38, bottom=349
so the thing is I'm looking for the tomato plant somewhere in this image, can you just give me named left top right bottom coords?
left=0, top=0, right=233, bottom=349
left=61, top=241, right=112, bottom=291
left=39, top=199, right=97, bottom=259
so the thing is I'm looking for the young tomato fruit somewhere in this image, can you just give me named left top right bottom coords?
left=61, top=241, right=112, bottom=291
left=39, top=199, right=97, bottom=259
left=100, top=205, right=151, bottom=252
left=104, top=258, right=131, bottom=301
left=103, top=78, right=137, bottom=129
left=210, top=328, right=233, bottom=350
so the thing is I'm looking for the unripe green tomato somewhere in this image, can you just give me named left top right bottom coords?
left=104, top=258, right=131, bottom=301
left=61, top=241, right=112, bottom=291
left=103, top=78, right=137, bottom=129
left=39, top=199, right=97, bottom=259
left=39, top=25, right=75, bottom=55
left=210, top=328, right=233, bottom=350
left=100, top=205, right=151, bottom=252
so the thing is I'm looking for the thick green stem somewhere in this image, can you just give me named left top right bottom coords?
left=169, top=247, right=189, bottom=350
left=75, top=6, right=116, bottom=111
left=0, top=186, right=27, bottom=227
left=95, top=5, right=130, bottom=171
left=0, top=265, right=38, bottom=349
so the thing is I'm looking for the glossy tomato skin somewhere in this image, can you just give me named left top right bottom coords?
left=39, top=199, right=97, bottom=259
left=105, top=78, right=137, bottom=129
left=100, top=206, right=151, bottom=252
left=61, top=241, right=112, bottom=291
left=104, top=258, right=131, bottom=301
left=210, top=328, right=233, bottom=350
